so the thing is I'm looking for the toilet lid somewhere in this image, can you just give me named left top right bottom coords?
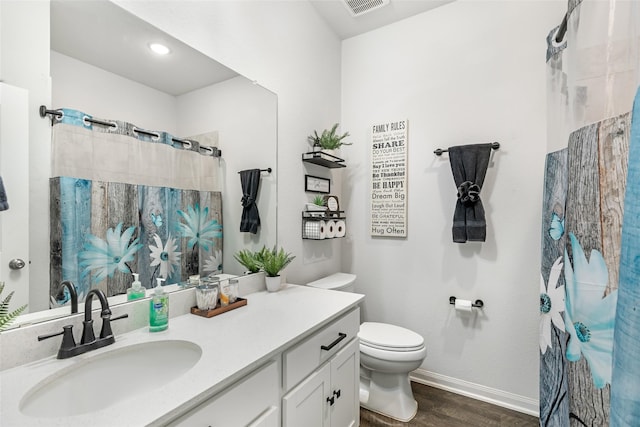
left=358, top=322, right=424, bottom=351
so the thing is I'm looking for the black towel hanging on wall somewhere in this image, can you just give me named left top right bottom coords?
left=448, top=144, right=493, bottom=243
left=239, top=169, right=261, bottom=234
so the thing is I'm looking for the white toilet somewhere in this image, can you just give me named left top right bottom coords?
left=306, top=273, right=427, bottom=422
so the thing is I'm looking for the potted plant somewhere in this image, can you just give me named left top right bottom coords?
left=0, top=282, right=27, bottom=331
left=305, top=195, right=327, bottom=213
left=233, top=249, right=261, bottom=274
left=308, top=123, right=351, bottom=151
left=260, top=246, right=296, bottom=292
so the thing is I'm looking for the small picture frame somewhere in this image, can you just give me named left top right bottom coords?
left=324, top=195, right=340, bottom=213
left=305, top=175, right=330, bottom=194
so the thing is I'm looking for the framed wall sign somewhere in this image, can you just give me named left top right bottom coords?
left=305, top=175, right=330, bottom=194
left=370, top=119, right=408, bottom=237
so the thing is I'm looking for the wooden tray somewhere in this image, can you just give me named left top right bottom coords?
left=190, top=297, right=247, bottom=318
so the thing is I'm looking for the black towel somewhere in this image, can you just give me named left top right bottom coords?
left=239, top=169, right=261, bottom=234
left=448, top=144, right=492, bottom=243
left=0, top=176, right=8, bottom=211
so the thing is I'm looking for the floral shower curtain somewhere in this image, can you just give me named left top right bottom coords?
left=49, top=109, right=223, bottom=304
left=540, top=1, right=640, bottom=425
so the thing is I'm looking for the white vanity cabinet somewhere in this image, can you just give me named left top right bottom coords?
left=282, top=308, right=360, bottom=427
left=167, top=359, right=280, bottom=427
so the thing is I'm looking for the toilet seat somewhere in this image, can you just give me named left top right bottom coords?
left=358, top=322, right=424, bottom=352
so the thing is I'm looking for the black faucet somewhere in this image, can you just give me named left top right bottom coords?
left=55, top=280, right=78, bottom=314
left=38, top=289, right=128, bottom=359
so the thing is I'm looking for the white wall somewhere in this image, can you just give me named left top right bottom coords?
left=51, top=51, right=178, bottom=132
left=0, top=0, right=51, bottom=312
left=176, top=76, right=278, bottom=274
left=114, top=0, right=343, bottom=285
left=342, top=0, right=563, bottom=407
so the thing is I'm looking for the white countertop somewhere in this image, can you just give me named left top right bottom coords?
left=0, top=284, right=364, bottom=426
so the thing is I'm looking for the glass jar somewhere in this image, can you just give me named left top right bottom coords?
left=196, top=280, right=219, bottom=311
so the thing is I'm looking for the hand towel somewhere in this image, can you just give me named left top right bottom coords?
left=0, top=176, right=8, bottom=211
left=448, top=144, right=493, bottom=243
left=239, top=169, right=261, bottom=234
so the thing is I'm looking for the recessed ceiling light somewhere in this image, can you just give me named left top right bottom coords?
left=149, top=43, right=170, bottom=55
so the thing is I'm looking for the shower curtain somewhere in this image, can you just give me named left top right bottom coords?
left=49, top=109, right=223, bottom=303
left=540, top=1, right=640, bottom=425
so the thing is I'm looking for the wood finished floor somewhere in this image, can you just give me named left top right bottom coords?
left=359, top=382, right=538, bottom=427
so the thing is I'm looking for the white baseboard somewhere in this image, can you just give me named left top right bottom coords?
left=410, top=368, right=539, bottom=417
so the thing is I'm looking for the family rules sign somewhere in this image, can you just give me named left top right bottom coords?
left=370, top=119, right=407, bottom=237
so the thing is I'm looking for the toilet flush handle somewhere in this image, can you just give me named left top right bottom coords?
left=321, top=332, right=347, bottom=351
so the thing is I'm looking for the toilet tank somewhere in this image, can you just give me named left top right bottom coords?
left=306, top=273, right=356, bottom=292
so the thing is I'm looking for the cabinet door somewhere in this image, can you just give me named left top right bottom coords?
left=282, top=363, right=331, bottom=427
left=330, top=338, right=360, bottom=427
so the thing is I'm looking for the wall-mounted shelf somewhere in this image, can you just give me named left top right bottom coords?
left=302, top=211, right=346, bottom=240
left=302, top=151, right=346, bottom=168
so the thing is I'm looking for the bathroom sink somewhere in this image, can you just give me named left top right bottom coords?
left=19, top=340, right=202, bottom=418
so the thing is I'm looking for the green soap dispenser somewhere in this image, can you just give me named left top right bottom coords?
left=149, top=278, right=169, bottom=332
left=127, top=273, right=146, bottom=301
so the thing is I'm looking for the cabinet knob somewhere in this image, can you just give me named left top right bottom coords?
left=327, top=395, right=335, bottom=406
left=333, top=389, right=341, bottom=399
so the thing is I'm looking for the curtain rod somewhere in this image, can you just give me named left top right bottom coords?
left=434, top=142, right=500, bottom=156
left=39, top=105, right=222, bottom=158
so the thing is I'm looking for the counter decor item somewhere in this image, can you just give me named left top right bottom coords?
left=190, top=297, right=248, bottom=318
left=127, top=273, right=146, bottom=301
left=0, top=282, right=27, bottom=331
left=233, top=249, right=262, bottom=274
left=191, top=276, right=247, bottom=318
left=195, top=281, right=219, bottom=310
left=149, top=278, right=168, bottom=332
left=261, top=246, right=296, bottom=292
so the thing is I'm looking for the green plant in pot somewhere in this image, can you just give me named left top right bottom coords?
left=260, top=246, right=296, bottom=292
left=233, top=249, right=262, bottom=274
left=306, top=195, right=327, bottom=212
left=308, top=123, right=351, bottom=151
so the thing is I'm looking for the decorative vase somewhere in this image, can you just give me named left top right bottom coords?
left=265, top=275, right=281, bottom=292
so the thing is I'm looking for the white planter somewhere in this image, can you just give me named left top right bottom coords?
left=305, top=203, right=327, bottom=212
left=265, top=275, right=282, bottom=292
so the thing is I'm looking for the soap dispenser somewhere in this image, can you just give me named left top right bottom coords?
left=149, top=278, right=169, bottom=332
left=127, top=273, right=146, bottom=301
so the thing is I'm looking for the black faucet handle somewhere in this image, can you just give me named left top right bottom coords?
left=38, top=325, right=77, bottom=351
left=99, top=313, right=128, bottom=339
left=81, top=319, right=95, bottom=344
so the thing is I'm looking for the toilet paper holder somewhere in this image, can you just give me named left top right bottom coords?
left=449, top=296, right=484, bottom=308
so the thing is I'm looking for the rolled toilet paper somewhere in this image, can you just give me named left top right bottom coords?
left=454, top=299, right=473, bottom=312
left=335, top=220, right=346, bottom=238
left=318, top=221, right=326, bottom=239
left=325, top=220, right=336, bottom=238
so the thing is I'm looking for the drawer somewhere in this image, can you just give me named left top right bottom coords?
left=283, top=307, right=359, bottom=391
left=168, top=359, right=279, bottom=426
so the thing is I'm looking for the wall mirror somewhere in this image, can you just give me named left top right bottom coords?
left=0, top=0, right=277, bottom=328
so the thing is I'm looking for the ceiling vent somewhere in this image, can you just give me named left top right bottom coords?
left=342, top=0, right=390, bottom=17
